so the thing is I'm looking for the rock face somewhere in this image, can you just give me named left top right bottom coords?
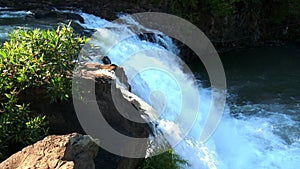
left=0, top=133, right=100, bottom=169
left=73, top=62, right=154, bottom=169
left=73, top=62, right=152, bottom=169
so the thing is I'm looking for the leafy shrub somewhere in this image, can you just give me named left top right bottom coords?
left=170, top=0, right=199, bottom=11
left=0, top=23, right=88, bottom=102
left=202, top=0, right=241, bottom=16
left=167, top=0, right=239, bottom=16
left=0, top=99, right=47, bottom=160
left=138, top=149, right=190, bottom=169
left=0, top=23, right=88, bottom=161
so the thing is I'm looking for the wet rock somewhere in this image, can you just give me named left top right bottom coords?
left=33, top=10, right=84, bottom=23
left=34, top=10, right=58, bottom=19
left=65, top=13, right=84, bottom=23
left=0, top=133, right=100, bottom=169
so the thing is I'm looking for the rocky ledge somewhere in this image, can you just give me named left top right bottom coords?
left=0, top=133, right=100, bottom=169
left=1, top=62, right=161, bottom=169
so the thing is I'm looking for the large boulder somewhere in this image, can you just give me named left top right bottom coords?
left=0, top=133, right=100, bottom=169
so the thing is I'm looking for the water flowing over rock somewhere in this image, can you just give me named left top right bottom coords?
left=0, top=133, right=100, bottom=169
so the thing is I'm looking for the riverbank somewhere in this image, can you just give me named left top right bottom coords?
left=0, top=0, right=299, bottom=53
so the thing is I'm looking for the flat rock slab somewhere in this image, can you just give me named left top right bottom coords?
left=0, top=133, right=100, bottom=169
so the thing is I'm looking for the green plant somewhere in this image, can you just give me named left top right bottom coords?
left=170, top=0, right=199, bottom=10
left=0, top=23, right=87, bottom=102
left=138, top=149, right=190, bottom=169
left=0, top=99, right=48, bottom=160
left=201, top=0, right=243, bottom=16
left=0, top=23, right=88, bottom=161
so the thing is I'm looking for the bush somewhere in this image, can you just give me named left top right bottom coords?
left=0, top=99, right=47, bottom=160
left=202, top=0, right=241, bottom=16
left=138, top=149, right=190, bottom=169
left=0, top=23, right=88, bottom=161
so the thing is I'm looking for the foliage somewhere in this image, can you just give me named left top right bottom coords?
left=0, top=23, right=88, bottom=161
left=202, top=0, right=243, bottom=16
left=168, top=0, right=241, bottom=16
left=0, top=23, right=87, bottom=102
left=167, top=0, right=299, bottom=19
left=138, top=149, right=190, bottom=169
left=0, top=99, right=47, bottom=160
left=262, top=0, right=300, bottom=22
left=170, top=0, right=199, bottom=11
left=160, top=0, right=300, bottom=42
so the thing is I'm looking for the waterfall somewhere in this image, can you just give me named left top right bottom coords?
left=73, top=11, right=300, bottom=169
left=73, top=11, right=221, bottom=168
left=1, top=7, right=299, bottom=169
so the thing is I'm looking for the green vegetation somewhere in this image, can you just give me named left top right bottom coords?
left=138, top=149, right=190, bottom=169
left=166, top=0, right=300, bottom=18
left=167, top=0, right=240, bottom=17
left=163, top=0, right=300, bottom=42
left=169, top=0, right=237, bottom=15
left=0, top=23, right=88, bottom=161
left=202, top=0, right=242, bottom=16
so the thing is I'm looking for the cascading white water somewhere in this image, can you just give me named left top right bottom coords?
left=0, top=7, right=32, bottom=18
left=1, top=7, right=299, bottom=169
left=72, top=11, right=300, bottom=169
left=73, top=11, right=221, bottom=168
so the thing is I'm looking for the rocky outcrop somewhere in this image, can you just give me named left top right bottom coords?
left=14, top=61, right=155, bottom=168
left=72, top=62, right=154, bottom=169
left=0, top=133, right=100, bottom=169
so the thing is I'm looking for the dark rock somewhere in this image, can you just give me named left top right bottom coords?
left=65, top=13, right=84, bottom=23
left=33, top=10, right=84, bottom=23
left=102, top=56, right=112, bottom=64
left=73, top=62, right=152, bottom=169
left=34, top=10, right=58, bottom=19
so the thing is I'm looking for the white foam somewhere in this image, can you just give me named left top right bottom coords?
left=0, top=10, right=32, bottom=18
left=213, top=108, right=300, bottom=169
left=54, top=9, right=109, bottom=29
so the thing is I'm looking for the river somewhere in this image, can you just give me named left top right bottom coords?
left=1, top=7, right=299, bottom=169
left=189, top=44, right=300, bottom=168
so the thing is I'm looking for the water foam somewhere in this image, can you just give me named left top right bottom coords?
left=0, top=9, right=32, bottom=18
